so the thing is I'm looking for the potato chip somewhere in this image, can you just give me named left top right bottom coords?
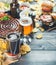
left=36, top=34, right=43, bottom=39
left=32, top=28, right=38, bottom=33
left=21, top=44, right=31, bottom=51
left=39, top=27, right=44, bottom=32
left=35, top=23, right=40, bottom=28
left=0, top=38, right=8, bottom=50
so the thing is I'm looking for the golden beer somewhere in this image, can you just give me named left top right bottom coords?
left=19, top=17, right=33, bottom=35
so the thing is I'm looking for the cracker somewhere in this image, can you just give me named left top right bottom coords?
left=36, top=34, right=43, bottom=39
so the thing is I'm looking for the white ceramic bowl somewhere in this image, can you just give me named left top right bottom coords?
left=19, top=2, right=30, bottom=10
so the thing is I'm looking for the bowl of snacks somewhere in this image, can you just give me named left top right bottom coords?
left=19, top=2, right=30, bottom=10
left=0, top=2, right=10, bottom=12
left=41, top=1, right=54, bottom=12
left=40, top=14, right=54, bottom=26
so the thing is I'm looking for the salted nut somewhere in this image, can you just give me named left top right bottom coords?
left=35, top=23, right=40, bottom=28
left=39, top=27, right=44, bottom=32
left=32, top=28, right=38, bottom=33
left=20, top=51, right=27, bottom=55
left=36, top=34, right=43, bottom=39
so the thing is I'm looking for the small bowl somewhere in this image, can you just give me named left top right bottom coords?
left=19, top=2, right=30, bottom=10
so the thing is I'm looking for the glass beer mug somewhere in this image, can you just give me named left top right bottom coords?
left=6, top=32, right=21, bottom=60
left=19, top=17, right=33, bottom=43
left=20, top=17, right=33, bottom=35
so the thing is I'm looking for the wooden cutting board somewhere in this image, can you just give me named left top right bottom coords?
left=2, top=59, right=18, bottom=65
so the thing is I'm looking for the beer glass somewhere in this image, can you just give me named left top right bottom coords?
left=19, top=17, right=33, bottom=43
left=6, top=32, right=21, bottom=60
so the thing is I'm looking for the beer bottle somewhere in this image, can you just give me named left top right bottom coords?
left=10, top=0, right=20, bottom=18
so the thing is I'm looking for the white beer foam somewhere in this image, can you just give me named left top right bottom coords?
left=19, top=17, right=32, bottom=26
